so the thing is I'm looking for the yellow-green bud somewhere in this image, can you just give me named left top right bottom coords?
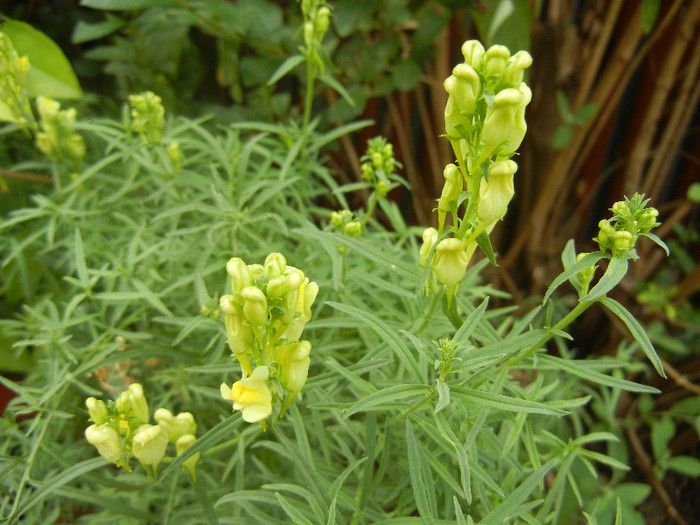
left=226, top=257, right=253, bottom=295
left=481, top=83, right=531, bottom=158
left=154, top=408, right=196, bottom=443
left=116, top=383, right=149, bottom=426
left=420, top=227, right=438, bottom=267
left=461, top=40, right=485, bottom=68
left=274, top=340, right=312, bottom=393
left=344, top=220, right=362, bottom=237
left=477, top=159, right=517, bottom=227
left=85, top=424, right=122, bottom=464
left=241, top=286, right=267, bottom=326
left=438, top=163, right=463, bottom=213
left=86, top=397, right=108, bottom=423
left=434, top=238, right=469, bottom=292
left=264, top=252, right=287, bottom=279
left=484, top=45, right=510, bottom=77
left=575, top=252, right=596, bottom=293
left=503, top=51, right=533, bottom=85
left=176, top=434, right=199, bottom=480
left=132, top=424, right=168, bottom=470
left=314, top=6, right=331, bottom=41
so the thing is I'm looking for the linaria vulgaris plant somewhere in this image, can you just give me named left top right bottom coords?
left=0, top=6, right=671, bottom=524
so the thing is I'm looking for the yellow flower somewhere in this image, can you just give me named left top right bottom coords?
left=85, top=424, right=122, bottom=464
left=154, top=408, right=196, bottom=443
left=477, top=159, right=517, bottom=228
left=132, top=424, right=168, bottom=471
left=221, top=366, right=272, bottom=423
left=275, top=340, right=311, bottom=393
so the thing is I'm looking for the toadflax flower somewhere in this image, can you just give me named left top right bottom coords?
left=132, top=423, right=168, bottom=471
left=221, top=366, right=273, bottom=423
left=85, top=424, right=122, bottom=464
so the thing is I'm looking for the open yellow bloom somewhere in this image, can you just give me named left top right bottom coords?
left=221, top=366, right=272, bottom=423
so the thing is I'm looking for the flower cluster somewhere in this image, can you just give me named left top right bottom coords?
left=129, top=91, right=165, bottom=145
left=85, top=384, right=199, bottom=478
left=301, top=0, right=331, bottom=73
left=35, top=96, right=85, bottom=168
left=595, top=194, right=661, bottom=258
left=360, top=136, right=403, bottom=198
left=331, top=209, right=362, bottom=239
left=0, top=32, right=32, bottom=130
left=421, top=40, right=532, bottom=304
left=219, top=253, right=318, bottom=424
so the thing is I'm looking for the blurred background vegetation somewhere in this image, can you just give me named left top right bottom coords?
left=1, top=0, right=699, bottom=522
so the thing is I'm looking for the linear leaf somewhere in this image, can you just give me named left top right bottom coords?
left=543, top=251, right=606, bottom=304
left=406, top=419, right=437, bottom=523
left=267, top=54, right=305, bottom=85
left=275, top=493, right=316, bottom=525
left=450, top=387, right=567, bottom=416
left=344, top=384, right=430, bottom=418
left=583, top=256, right=628, bottom=302
left=328, top=301, right=424, bottom=382
left=536, top=354, right=659, bottom=392
left=599, top=297, right=665, bottom=377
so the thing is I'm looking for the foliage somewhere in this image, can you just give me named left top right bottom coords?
left=0, top=4, right=690, bottom=525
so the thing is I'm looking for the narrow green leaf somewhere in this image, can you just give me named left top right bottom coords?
left=435, top=380, right=450, bottom=413
left=275, top=493, right=316, bottom=525
left=453, top=298, right=489, bottom=346
left=319, top=72, right=356, bottom=107
left=450, top=387, right=567, bottom=415
left=73, top=228, right=89, bottom=288
left=267, top=54, right=305, bottom=85
left=13, top=457, right=105, bottom=518
left=583, top=256, right=628, bottom=302
left=328, top=301, right=424, bottom=382
left=481, top=459, right=557, bottom=524
left=475, top=230, right=498, bottom=266
left=344, top=384, right=430, bottom=418
left=536, top=354, right=660, bottom=392
left=599, top=297, right=666, bottom=377
left=640, top=232, right=670, bottom=256
left=543, top=251, right=606, bottom=304
left=406, top=419, right=437, bottom=523
left=79, top=0, right=173, bottom=8
left=2, top=19, right=82, bottom=99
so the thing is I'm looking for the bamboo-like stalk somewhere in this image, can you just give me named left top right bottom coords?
left=625, top=1, right=700, bottom=195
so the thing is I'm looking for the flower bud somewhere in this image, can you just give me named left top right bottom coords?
left=419, top=227, right=438, bottom=267
left=484, top=45, right=510, bottom=77
left=612, top=230, right=634, bottom=256
left=481, top=83, right=531, bottom=158
left=115, top=383, right=149, bottom=426
left=275, top=340, right=312, bottom=393
left=444, top=64, right=481, bottom=131
left=241, top=286, right=268, bottom=326
left=224, top=310, right=254, bottom=355
left=438, top=163, right=463, bottom=213
left=85, top=424, right=122, bottom=464
left=461, top=40, right=485, bottom=68
left=154, top=408, right=197, bottom=443
left=132, top=424, right=168, bottom=470
left=477, top=159, right=517, bottom=227
left=264, top=252, right=287, bottom=279
left=314, top=6, right=331, bottom=41
left=86, top=397, right=108, bottom=423
left=344, top=220, right=362, bottom=237
left=575, top=252, right=596, bottom=293
left=221, top=366, right=272, bottom=423
left=176, top=434, right=199, bottom=480
left=503, top=51, right=532, bottom=85
left=434, top=238, right=469, bottom=294
left=226, top=258, right=253, bottom=295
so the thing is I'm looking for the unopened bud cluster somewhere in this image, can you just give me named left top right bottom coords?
left=129, top=91, right=165, bottom=145
left=85, top=384, right=199, bottom=478
left=595, top=193, right=661, bottom=257
left=35, top=96, right=85, bottom=168
left=219, top=253, right=318, bottom=423
left=0, top=33, right=32, bottom=130
left=360, top=136, right=402, bottom=198
left=422, top=40, right=532, bottom=303
left=331, top=210, right=362, bottom=238
left=301, top=0, right=331, bottom=72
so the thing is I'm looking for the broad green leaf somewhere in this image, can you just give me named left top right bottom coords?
left=599, top=297, right=665, bottom=377
left=614, top=483, right=651, bottom=506
left=583, top=256, right=628, bottom=302
left=71, top=14, right=127, bottom=44
left=1, top=19, right=82, bottom=99
left=344, top=384, right=431, bottom=418
left=667, top=456, right=700, bottom=477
